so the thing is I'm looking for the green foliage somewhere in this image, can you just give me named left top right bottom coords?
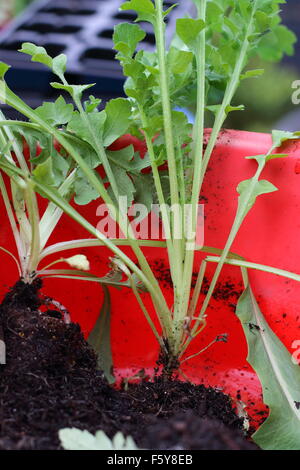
left=103, top=98, right=132, bottom=146
left=236, top=287, right=300, bottom=450
left=51, top=82, right=96, bottom=101
left=19, top=43, right=67, bottom=81
left=237, top=178, right=277, bottom=214
left=240, top=69, right=265, bottom=80
left=113, top=23, right=146, bottom=57
left=176, top=18, right=206, bottom=49
left=67, top=111, right=106, bottom=144
left=32, top=157, right=55, bottom=187
left=120, top=0, right=156, bottom=24
left=35, top=96, right=74, bottom=127
left=272, top=129, right=296, bottom=148
left=0, top=62, right=10, bottom=79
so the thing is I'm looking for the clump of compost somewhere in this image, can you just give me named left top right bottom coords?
left=0, top=279, right=257, bottom=450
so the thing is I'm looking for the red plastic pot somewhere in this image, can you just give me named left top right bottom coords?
left=1, top=129, right=300, bottom=427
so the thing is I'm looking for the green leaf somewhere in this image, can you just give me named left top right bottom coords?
left=113, top=23, right=146, bottom=57
left=123, top=59, right=145, bottom=82
left=108, top=164, right=135, bottom=207
left=225, top=104, right=245, bottom=114
left=67, top=111, right=106, bottom=145
left=236, top=287, right=300, bottom=450
left=237, top=178, right=278, bottom=214
left=19, top=43, right=67, bottom=80
left=240, top=69, right=264, bottom=80
left=164, top=3, right=178, bottom=18
left=35, top=96, right=74, bottom=126
left=168, top=47, right=193, bottom=74
left=59, top=428, right=139, bottom=451
left=206, top=104, right=222, bottom=115
left=103, top=98, right=132, bottom=147
left=88, top=286, right=115, bottom=384
left=246, top=153, right=288, bottom=164
left=84, top=96, right=102, bottom=113
left=32, top=157, right=55, bottom=186
left=142, top=115, right=164, bottom=139
left=171, top=111, right=193, bottom=146
left=51, top=82, right=95, bottom=102
left=74, top=170, right=101, bottom=205
left=51, top=150, right=70, bottom=183
left=272, top=130, right=296, bottom=148
left=176, top=18, right=206, bottom=49
left=62, top=134, right=100, bottom=169
left=120, top=0, right=156, bottom=24
left=276, top=25, right=297, bottom=56
left=255, top=10, right=272, bottom=32
left=107, top=145, right=150, bottom=173
left=0, top=62, right=10, bottom=79
left=257, top=25, right=297, bottom=62
left=206, top=104, right=245, bottom=116
left=52, top=54, right=67, bottom=79
left=12, top=125, right=45, bottom=160
left=19, top=42, right=53, bottom=68
left=132, top=174, right=153, bottom=211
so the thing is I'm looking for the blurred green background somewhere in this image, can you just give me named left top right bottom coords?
left=226, top=59, right=299, bottom=132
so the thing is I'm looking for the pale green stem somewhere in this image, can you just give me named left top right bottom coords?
left=0, top=130, right=26, bottom=270
left=180, top=160, right=267, bottom=356
left=37, top=270, right=135, bottom=287
left=172, top=0, right=207, bottom=353
left=154, top=0, right=180, bottom=210
left=39, top=170, right=76, bottom=249
left=188, top=259, right=207, bottom=319
left=206, top=256, right=300, bottom=284
left=24, top=181, right=41, bottom=280
left=40, top=239, right=167, bottom=261
left=154, top=0, right=183, bottom=294
left=40, top=258, right=66, bottom=271
left=0, top=114, right=42, bottom=278
left=179, top=0, right=259, bottom=357
left=139, top=108, right=178, bottom=289
left=0, top=246, right=21, bottom=276
left=41, top=241, right=221, bottom=262
left=0, top=117, right=29, bottom=175
left=11, top=182, right=31, bottom=249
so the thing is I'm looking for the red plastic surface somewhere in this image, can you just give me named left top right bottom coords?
left=1, top=129, right=300, bottom=427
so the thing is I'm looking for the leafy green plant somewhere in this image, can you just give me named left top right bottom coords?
left=236, top=287, right=300, bottom=450
left=0, top=0, right=299, bottom=449
left=0, top=102, right=138, bottom=292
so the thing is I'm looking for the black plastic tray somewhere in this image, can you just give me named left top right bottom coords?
left=0, top=0, right=191, bottom=109
left=280, top=0, right=300, bottom=69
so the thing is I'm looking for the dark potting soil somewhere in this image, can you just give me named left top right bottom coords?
left=0, top=280, right=257, bottom=451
